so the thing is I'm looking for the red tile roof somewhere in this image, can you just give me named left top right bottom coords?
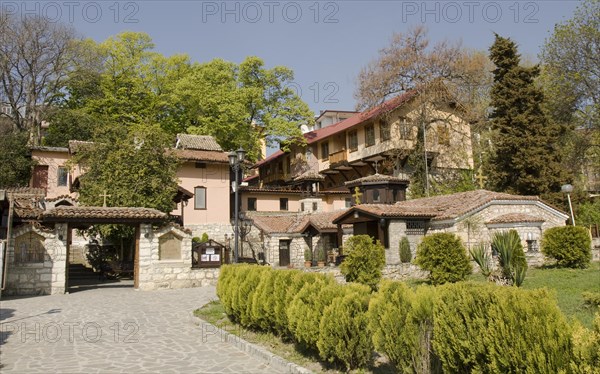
left=171, top=149, right=229, bottom=163
left=486, top=213, right=545, bottom=224
left=334, top=190, right=560, bottom=224
left=253, top=91, right=416, bottom=168
left=42, top=206, right=167, bottom=221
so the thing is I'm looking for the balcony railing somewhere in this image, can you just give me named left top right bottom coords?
left=262, top=172, right=290, bottom=184
left=329, top=150, right=347, bottom=165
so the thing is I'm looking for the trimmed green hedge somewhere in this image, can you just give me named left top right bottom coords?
left=217, top=264, right=594, bottom=372
left=542, top=226, right=592, bottom=268
left=433, top=282, right=573, bottom=373
left=317, top=283, right=373, bottom=370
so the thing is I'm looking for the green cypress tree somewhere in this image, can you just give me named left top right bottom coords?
left=486, top=34, right=567, bottom=197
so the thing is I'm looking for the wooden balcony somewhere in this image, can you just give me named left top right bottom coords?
left=262, top=172, right=290, bottom=184
left=329, top=150, right=347, bottom=165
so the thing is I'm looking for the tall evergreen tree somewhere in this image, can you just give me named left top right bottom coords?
left=486, top=34, right=567, bottom=197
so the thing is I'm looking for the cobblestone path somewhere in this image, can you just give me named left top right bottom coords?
left=0, top=286, right=283, bottom=373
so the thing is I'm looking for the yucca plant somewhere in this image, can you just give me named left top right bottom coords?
left=469, top=243, right=492, bottom=278
left=491, top=230, right=528, bottom=286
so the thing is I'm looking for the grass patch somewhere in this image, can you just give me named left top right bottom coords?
left=521, top=261, right=600, bottom=328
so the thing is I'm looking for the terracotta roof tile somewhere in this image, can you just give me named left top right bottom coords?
left=345, top=173, right=410, bottom=187
left=42, top=206, right=167, bottom=221
left=68, top=140, right=94, bottom=154
left=293, top=171, right=325, bottom=182
left=249, top=210, right=349, bottom=234
left=486, top=213, right=545, bottom=224
left=249, top=214, right=305, bottom=234
left=172, top=149, right=229, bottom=163
left=347, top=190, right=544, bottom=221
left=176, top=134, right=223, bottom=151
left=30, top=146, right=69, bottom=153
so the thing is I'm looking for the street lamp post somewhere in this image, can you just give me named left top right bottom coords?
left=228, top=148, right=246, bottom=263
left=561, top=184, right=576, bottom=226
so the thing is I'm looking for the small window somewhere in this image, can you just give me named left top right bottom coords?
left=321, top=142, right=329, bottom=161
left=194, top=187, right=206, bottom=210
left=365, top=124, right=375, bottom=147
left=279, top=198, right=288, bottom=211
left=345, top=197, right=352, bottom=208
left=372, top=189, right=380, bottom=202
left=399, top=118, right=412, bottom=139
left=380, top=120, right=391, bottom=141
left=312, top=202, right=318, bottom=211
left=195, top=162, right=206, bottom=169
left=301, top=202, right=305, bottom=211
left=247, top=197, right=257, bottom=211
left=348, top=130, right=358, bottom=152
left=438, top=125, right=450, bottom=146
left=57, top=167, right=68, bottom=187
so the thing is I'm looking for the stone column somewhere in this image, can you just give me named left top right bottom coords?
left=50, top=223, right=68, bottom=294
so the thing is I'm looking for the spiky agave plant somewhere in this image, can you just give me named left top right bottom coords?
left=491, top=230, right=527, bottom=286
left=469, top=243, right=492, bottom=278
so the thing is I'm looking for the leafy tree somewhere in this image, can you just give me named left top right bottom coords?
left=0, top=14, right=76, bottom=145
left=541, top=0, right=600, bottom=210
left=355, top=27, right=486, bottom=196
left=74, top=123, right=179, bottom=213
left=486, top=34, right=567, bottom=197
left=0, top=130, right=35, bottom=188
left=176, top=56, right=312, bottom=161
left=55, top=32, right=312, bottom=162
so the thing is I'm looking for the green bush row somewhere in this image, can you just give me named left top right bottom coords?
left=217, top=265, right=599, bottom=372
left=217, top=264, right=373, bottom=370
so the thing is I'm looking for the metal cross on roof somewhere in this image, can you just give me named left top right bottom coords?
left=352, top=187, right=363, bottom=205
left=475, top=166, right=488, bottom=189
left=99, top=190, right=111, bottom=207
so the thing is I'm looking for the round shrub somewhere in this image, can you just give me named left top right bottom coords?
left=287, top=275, right=338, bottom=351
left=318, top=283, right=373, bottom=371
left=399, top=236, right=412, bottom=263
left=414, top=233, right=472, bottom=285
left=542, top=226, right=592, bottom=268
left=433, top=282, right=573, bottom=373
left=340, top=235, right=386, bottom=290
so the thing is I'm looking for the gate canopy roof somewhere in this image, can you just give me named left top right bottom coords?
left=41, top=206, right=167, bottom=225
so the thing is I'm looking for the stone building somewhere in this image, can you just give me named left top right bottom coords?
left=333, top=189, right=568, bottom=266
left=0, top=189, right=222, bottom=295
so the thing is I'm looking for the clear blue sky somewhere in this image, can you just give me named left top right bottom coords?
left=12, top=0, right=580, bottom=113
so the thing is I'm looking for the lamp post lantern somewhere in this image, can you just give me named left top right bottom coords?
left=561, top=184, right=575, bottom=226
left=228, top=148, right=246, bottom=263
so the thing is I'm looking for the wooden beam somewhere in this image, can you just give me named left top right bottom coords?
left=339, top=170, right=350, bottom=181
left=134, top=225, right=140, bottom=289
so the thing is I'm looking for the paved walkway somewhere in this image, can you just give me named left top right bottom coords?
left=0, top=286, right=283, bottom=373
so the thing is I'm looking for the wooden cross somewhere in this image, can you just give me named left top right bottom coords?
left=99, top=190, right=111, bottom=207
left=352, top=187, right=363, bottom=205
left=475, top=167, right=488, bottom=189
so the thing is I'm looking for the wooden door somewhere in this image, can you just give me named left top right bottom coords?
left=278, top=240, right=290, bottom=267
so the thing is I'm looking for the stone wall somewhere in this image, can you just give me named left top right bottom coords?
left=185, top=223, right=233, bottom=244
left=301, top=263, right=429, bottom=282
left=4, top=223, right=67, bottom=296
left=137, top=223, right=220, bottom=291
